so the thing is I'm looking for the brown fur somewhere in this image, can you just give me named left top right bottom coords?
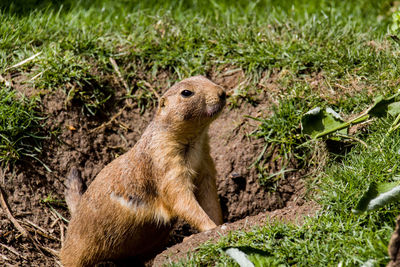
left=60, top=76, right=225, bottom=266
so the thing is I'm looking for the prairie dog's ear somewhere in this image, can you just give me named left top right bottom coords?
left=157, top=97, right=166, bottom=114
left=159, top=97, right=166, bottom=108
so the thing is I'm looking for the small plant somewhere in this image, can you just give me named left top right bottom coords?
left=301, top=93, right=400, bottom=140
left=41, top=193, right=66, bottom=207
left=64, top=76, right=114, bottom=116
left=41, top=194, right=69, bottom=222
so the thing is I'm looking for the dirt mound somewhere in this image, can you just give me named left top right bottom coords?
left=0, top=72, right=312, bottom=266
left=153, top=200, right=319, bottom=266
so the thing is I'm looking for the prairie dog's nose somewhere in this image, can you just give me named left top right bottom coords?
left=219, top=90, right=226, bottom=101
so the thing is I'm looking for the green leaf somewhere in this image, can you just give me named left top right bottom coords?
left=367, top=93, right=400, bottom=118
left=225, top=247, right=254, bottom=267
left=388, top=102, right=400, bottom=117
left=353, top=181, right=400, bottom=214
left=301, top=107, right=346, bottom=138
left=225, top=247, right=285, bottom=267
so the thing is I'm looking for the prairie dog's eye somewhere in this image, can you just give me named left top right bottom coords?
left=180, top=90, right=194, bottom=98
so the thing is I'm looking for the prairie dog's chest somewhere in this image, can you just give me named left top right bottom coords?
left=183, top=136, right=208, bottom=176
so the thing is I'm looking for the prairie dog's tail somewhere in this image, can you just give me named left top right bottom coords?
left=65, top=166, right=84, bottom=216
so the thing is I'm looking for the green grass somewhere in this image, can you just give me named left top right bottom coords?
left=2, top=0, right=400, bottom=265
left=1, top=0, right=397, bottom=165
left=0, top=87, right=45, bottom=166
left=249, top=98, right=311, bottom=188
left=0, top=0, right=397, bottom=89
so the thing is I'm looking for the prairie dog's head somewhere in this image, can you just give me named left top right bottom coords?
left=156, top=76, right=226, bottom=134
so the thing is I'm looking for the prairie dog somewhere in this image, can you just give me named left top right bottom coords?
left=60, top=76, right=225, bottom=266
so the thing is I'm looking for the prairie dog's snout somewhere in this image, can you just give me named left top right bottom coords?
left=204, top=85, right=226, bottom=116
left=205, top=87, right=226, bottom=118
left=205, top=85, right=226, bottom=104
left=218, top=90, right=227, bottom=101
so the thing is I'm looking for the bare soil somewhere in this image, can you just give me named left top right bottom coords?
left=0, top=70, right=317, bottom=266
